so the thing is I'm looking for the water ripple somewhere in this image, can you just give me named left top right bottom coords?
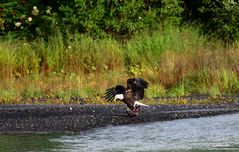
left=53, top=113, right=239, bottom=152
left=0, top=113, right=239, bottom=152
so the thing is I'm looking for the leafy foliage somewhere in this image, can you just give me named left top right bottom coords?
left=2, top=0, right=239, bottom=42
left=0, top=0, right=58, bottom=38
left=184, top=0, right=239, bottom=43
left=0, top=0, right=183, bottom=39
left=199, top=0, right=239, bottom=42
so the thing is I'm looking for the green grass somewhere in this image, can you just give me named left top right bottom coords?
left=0, top=24, right=239, bottom=104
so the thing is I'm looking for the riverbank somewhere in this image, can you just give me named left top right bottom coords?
left=0, top=103, right=238, bottom=133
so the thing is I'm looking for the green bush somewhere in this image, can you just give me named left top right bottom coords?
left=184, top=0, right=239, bottom=43
left=199, top=0, right=239, bottom=42
left=2, top=0, right=239, bottom=42
left=0, top=0, right=183, bottom=39
left=0, top=0, right=58, bottom=38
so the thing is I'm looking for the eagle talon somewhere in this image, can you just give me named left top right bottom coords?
left=126, top=107, right=139, bottom=117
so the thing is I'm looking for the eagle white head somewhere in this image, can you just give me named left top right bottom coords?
left=114, top=94, right=124, bottom=101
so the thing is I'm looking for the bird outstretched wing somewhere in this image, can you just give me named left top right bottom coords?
left=127, top=78, right=149, bottom=100
left=103, top=85, right=126, bottom=102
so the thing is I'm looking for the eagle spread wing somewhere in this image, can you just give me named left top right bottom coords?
left=126, top=78, right=148, bottom=100
left=103, top=85, right=126, bottom=102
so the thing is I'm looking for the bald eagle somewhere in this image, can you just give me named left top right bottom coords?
left=103, top=78, right=149, bottom=116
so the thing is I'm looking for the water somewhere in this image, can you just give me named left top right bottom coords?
left=1, top=113, right=239, bottom=152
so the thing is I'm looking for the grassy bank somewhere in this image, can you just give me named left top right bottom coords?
left=1, top=24, right=239, bottom=104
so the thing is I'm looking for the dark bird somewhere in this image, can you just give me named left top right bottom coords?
left=103, top=78, right=149, bottom=116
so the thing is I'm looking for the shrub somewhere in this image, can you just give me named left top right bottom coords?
left=199, top=0, right=239, bottom=42
left=0, top=0, right=183, bottom=39
left=184, top=0, right=239, bottom=43
left=0, top=0, right=58, bottom=39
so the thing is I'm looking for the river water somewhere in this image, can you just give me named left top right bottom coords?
left=0, top=113, right=239, bottom=152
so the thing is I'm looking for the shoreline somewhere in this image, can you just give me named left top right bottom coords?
left=0, top=103, right=239, bottom=133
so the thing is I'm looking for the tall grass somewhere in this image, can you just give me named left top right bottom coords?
left=0, top=24, right=239, bottom=104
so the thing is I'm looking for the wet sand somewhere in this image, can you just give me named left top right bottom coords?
left=0, top=103, right=238, bottom=133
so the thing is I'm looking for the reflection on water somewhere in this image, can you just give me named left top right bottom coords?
left=0, top=113, right=239, bottom=152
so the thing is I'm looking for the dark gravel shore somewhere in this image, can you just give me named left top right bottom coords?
left=0, top=103, right=239, bottom=133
